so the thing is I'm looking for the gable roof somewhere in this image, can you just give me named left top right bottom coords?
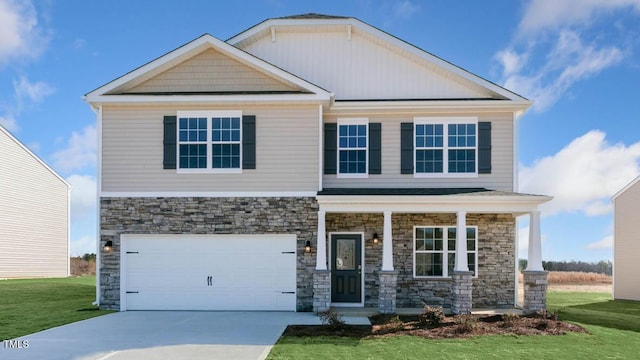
left=228, top=14, right=530, bottom=107
left=84, top=34, right=332, bottom=105
left=613, top=175, right=640, bottom=200
left=0, top=124, right=71, bottom=189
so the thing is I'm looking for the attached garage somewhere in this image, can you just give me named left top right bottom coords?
left=119, top=234, right=297, bottom=311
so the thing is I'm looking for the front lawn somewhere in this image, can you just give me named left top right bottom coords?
left=267, top=291, right=640, bottom=360
left=0, top=276, right=112, bottom=340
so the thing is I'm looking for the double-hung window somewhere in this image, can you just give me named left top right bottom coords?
left=337, top=119, right=368, bottom=176
left=414, top=226, right=477, bottom=278
left=415, top=117, right=477, bottom=176
left=177, top=110, right=242, bottom=172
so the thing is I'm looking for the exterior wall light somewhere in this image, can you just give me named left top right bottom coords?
left=103, top=240, right=113, bottom=253
left=373, top=233, right=379, bottom=245
left=305, top=240, right=312, bottom=253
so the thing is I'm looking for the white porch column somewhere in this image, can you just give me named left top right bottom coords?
left=382, top=211, right=394, bottom=271
left=316, top=210, right=327, bottom=270
left=526, top=211, right=543, bottom=271
left=454, top=211, right=469, bottom=272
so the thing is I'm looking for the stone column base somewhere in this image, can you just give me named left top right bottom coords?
left=378, top=270, right=398, bottom=314
left=451, top=271, right=474, bottom=314
left=313, top=270, right=331, bottom=313
left=523, top=270, right=548, bottom=314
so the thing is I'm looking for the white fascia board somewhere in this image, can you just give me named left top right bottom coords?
left=100, top=191, right=318, bottom=198
left=84, top=93, right=332, bottom=105
left=328, top=100, right=531, bottom=114
left=0, top=124, right=71, bottom=189
left=316, top=194, right=552, bottom=214
left=612, top=175, right=640, bottom=200
left=229, top=18, right=530, bottom=104
left=84, top=34, right=332, bottom=103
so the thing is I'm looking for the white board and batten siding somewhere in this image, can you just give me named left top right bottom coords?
left=613, top=177, right=640, bottom=301
left=237, top=27, right=497, bottom=101
left=323, top=113, right=514, bottom=192
left=120, top=234, right=297, bottom=311
left=0, top=127, right=70, bottom=278
left=101, top=105, right=320, bottom=193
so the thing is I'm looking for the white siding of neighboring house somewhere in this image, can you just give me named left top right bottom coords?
left=323, top=112, right=514, bottom=191
left=235, top=26, right=498, bottom=101
left=101, top=105, right=320, bottom=193
left=124, top=48, right=303, bottom=94
left=614, top=178, right=640, bottom=301
left=0, top=127, right=70, bottom=278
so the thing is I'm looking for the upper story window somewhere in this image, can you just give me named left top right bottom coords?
left=337, top=118, right=368, bottom=177
left=413, top=226, right=477, bottom=278
left=177, top=111, right=242, bottom=173
left=414, top=117, right=477, bottom=176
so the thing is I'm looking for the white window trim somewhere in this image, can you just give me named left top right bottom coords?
left=336, top=118, right=369, bottom=178
left=176, top=110, right=243, bottom=174
left=413, top=117, right=478, bottom=178
left=412, top=225, right=478, bottom=279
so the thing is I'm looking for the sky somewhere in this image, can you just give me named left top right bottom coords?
left=1, top=0, right=639, bottom=262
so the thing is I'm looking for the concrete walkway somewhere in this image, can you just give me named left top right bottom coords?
left=1, top=311, right=370, bottom=360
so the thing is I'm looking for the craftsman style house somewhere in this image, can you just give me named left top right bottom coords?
left=85, top=14, right=551, bottom=314
left=613, top=176, right=640, bottom=301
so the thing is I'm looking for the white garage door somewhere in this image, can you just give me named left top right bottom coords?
left=120, top=234, right=297, bottom=311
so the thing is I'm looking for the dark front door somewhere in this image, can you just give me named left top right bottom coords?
left=331, top=234, right=362, bottom=303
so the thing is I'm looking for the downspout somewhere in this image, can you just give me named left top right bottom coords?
left=513, top=110, right=521, bottom=306
left=90, top=104, right=102, bottom=306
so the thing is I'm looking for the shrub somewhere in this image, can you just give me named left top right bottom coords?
left=502, top=312, right=520, bottom=327
left=318, top=308, right=345, bottom=329
left=419, top=304, right=445, bottom=326
left=455, top=315, right=478, bottom=334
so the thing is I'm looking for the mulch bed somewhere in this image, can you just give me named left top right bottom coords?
left=283, top=313, right=588, bottom=339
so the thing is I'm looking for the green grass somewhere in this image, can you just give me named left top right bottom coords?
left=268, top=291, right=640, bottom=360
left=0, top=276, right=113, bottom=340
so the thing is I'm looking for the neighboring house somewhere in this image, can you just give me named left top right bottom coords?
left=612, top=176, right=640, bottom=301
left=0, top=125, right=71, bottom=278
left=85, top=14, right=551, bottom=314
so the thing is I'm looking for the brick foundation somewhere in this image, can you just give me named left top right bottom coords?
left=522, top=270, right=548, bottom=314
left=451, top=271, right=473, bottom=314
left=378, top=270, right=399, bottom=314
left=313, top=270, right=331, bottom=313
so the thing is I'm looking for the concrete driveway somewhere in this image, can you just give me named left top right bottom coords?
left=1, top=311, right=370, bottom=360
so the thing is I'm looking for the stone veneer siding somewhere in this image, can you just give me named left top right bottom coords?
left=99, top=197, right=318, bottom=311
left=326, top=213, right=515, bottom=310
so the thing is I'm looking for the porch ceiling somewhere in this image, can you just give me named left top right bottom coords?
left=316, top=187, right=552, bottom=215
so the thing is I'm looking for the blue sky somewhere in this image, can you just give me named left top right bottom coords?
left=1, top=0, right=639, bottom=262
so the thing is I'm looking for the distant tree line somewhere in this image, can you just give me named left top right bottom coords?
left=518, top=259, right=612, bottom=275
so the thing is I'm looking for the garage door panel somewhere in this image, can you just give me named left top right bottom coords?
left=122, top=234, right=296, bottom=311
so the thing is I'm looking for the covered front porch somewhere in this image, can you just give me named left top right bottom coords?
left=311, top=188, right=551, bottom=315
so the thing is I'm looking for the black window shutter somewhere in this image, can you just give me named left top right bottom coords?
left=400, top=122, right=414, bottom=174
left=369, top=123, right=382, bottom=174
left=242, top=115, right=256, bottom=169
left=324, top=123, right=337, bottom=174
left=163, top=116, right=177, bottom=170
left=478, top=121, right=492, bottom=174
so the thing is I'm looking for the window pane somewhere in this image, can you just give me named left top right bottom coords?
left=468, top=252, right=476, bottom=276
left=448, top=253, right=455, bottom=274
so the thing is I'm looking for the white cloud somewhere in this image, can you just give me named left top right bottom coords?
left=0, top=115, right=18, bottom=132
left=13, top=76, right=55, bottom=103
left=0, top=0, right=48, bottom=65
left=393, top=0, right=420, bottom=19
left=520, top=130, right=640, bottom=216
left=67, top=174, right=97, bottom=220
left=587, top=235, right=613, bottom=250
left=495, top=1, right=634, bottom=112
left=518, top=0, right=640, bottom=35
left=71, top=235, right=96, bottom=257
left=51, top=125, right=96, bottom=173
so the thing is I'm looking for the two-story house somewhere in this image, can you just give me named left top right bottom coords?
left=85, top=14, right=551, bottom=314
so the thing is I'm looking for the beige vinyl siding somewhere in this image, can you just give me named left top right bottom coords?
left=239, top=28, right=497, bottom=100
left=323, top=113, right=514, bottom=191
left=125, top=48, right=302, bottom=94
left=0, top=130, right=69, bottom=278
left=101, top=105, right=319, bottom=192
left=614, top=180, right=640, bottom=301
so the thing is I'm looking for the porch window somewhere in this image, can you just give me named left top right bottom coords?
left=414, top=117, right=477, bottom=176
left=337, top=118, right=368, bottom=176
left=414, top=226, right=477, bottom=278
